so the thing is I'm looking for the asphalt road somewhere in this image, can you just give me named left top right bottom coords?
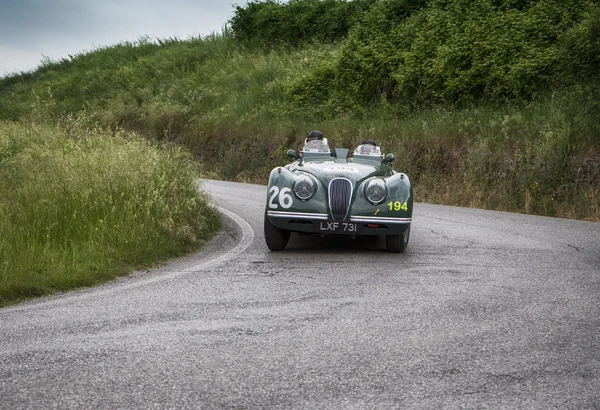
left=1, top=180, right=599, bottom=409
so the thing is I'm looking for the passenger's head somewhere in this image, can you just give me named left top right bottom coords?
left=356, top=139, right=380, bottom=155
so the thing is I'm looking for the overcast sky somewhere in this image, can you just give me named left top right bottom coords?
left=0, top=0, right=243, bottom=76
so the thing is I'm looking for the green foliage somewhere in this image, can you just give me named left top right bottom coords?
left=295, top=0, right=600, bottom=107
left=229, top=0, right=377, bottom=47
left=0, top=121, right=221, bottom=306
left=557, top=4, right=600, bottom=86
left=0, top=18, right=597, bottom=222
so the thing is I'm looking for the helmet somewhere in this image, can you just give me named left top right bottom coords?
left=306, top=130, right=324, bottom=141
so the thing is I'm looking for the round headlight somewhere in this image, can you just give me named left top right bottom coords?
left=293, top=176, right=316, bottom=200
left=365, top=179, right=387, bottom=204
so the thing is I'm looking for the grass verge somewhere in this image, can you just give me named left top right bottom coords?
left=0, top=121, right=221, bottom=307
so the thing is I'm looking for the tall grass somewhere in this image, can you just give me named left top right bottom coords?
left=301, top=95, right=599, bottom=220
left=0, top=121, right=221, bottom=306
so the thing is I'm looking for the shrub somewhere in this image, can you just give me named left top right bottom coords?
left=294, top=0, right=599, bottom=108
left=229, top=0, right=377, bottom=47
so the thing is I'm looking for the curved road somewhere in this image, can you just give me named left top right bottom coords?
left=1, top=180, right=599, bottom=408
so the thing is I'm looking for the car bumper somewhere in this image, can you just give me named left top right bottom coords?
left=267, top=210, right=411, bottom=236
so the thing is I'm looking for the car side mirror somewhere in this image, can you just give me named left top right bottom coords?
left=384, top=153, right=395, bottom=163
left=287, top=149, right=297, bottom=159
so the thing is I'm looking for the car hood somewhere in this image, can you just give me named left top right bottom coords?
left=288, top=158, right=390, bottom=187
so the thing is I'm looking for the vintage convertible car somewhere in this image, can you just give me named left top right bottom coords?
left=264, top=139, right=413, bottom=252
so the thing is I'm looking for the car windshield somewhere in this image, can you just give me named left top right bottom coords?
left=354, top=144, right=381, bottom=156
left=303, top=138, right=330, bottom=153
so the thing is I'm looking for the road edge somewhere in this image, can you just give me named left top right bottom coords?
left=0, top=206, right=255, bottom=313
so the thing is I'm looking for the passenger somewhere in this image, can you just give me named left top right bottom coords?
left=355, top=139, right=381, bottom=156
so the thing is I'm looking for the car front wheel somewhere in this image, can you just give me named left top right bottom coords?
left=264, top=213, right=290, bottom=251
left=386, top=225, right=410, bottom=253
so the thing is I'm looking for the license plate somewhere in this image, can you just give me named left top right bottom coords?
left=319, top=221, right=360, bottom=233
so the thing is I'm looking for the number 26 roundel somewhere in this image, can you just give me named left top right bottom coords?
left=269, top=187, right=293, bottom=209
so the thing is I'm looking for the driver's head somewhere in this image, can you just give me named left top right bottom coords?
left=362, top=139, right=377, bottom=146
left=306, top=130, right=324, bottom=142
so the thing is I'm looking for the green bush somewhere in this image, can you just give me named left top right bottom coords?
left=229, top=0, right=377, bottom=47
left=294, top=0, right=600, bottom=107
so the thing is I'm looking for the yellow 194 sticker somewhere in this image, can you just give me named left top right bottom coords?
left=388, top=201, right=409, bottom=212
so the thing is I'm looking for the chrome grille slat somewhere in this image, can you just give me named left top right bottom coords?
left=329, top=178, right=353, bottom=221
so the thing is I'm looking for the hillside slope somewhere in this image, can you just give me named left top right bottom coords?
left=0, top=0, right=598, bottom=220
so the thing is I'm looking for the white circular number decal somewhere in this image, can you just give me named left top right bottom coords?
left=269, top=186, right=294, bottom=209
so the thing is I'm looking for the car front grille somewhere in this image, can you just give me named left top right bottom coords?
left=329, top=178, right=353, bottom=221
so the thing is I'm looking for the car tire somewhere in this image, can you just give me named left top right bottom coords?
left=264, top=212, right=290, bottom=251
left=386, top=225, right=410, bottom=253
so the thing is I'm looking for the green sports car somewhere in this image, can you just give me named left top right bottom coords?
left=264, top=138, right=413, bottom=253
